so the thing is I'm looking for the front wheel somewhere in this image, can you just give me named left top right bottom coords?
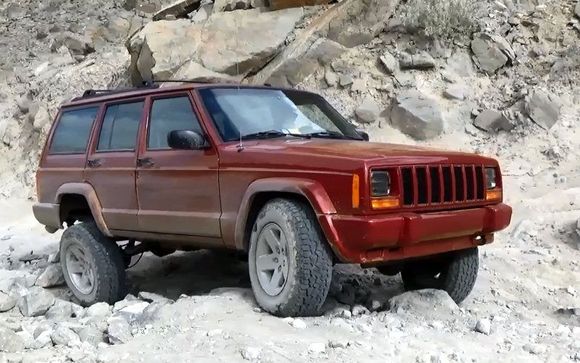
left=248, top=199, right=333, bottom=317
left=400, top=247, right=479, bottom=304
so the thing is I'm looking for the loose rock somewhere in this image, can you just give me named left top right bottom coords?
left=399, top=51, right=436, bottom=70
left=475, top=319, right=492, bottom=335
left=355, top=97, right=381, bottom=124
left=107, top=317, right=132, bottom=345
left=85, top=302, right=112, bottom=319
left=473, top=109, right=513, bottom=132
left=0, top=327, right=25, bottom=353
left=240, top=346, right=261, bottom=360
left=443, top=84, right=470, bottom=101
left=51, top=325, right=81, bottom=347
left=0, top=292, right=16, bottom=312
left=471, top=33, right=515, bottom=73
left=380, top=51, right=398, bottom=74
left=18, top=287, right=55, bottom=317
left=153, top=0, right=201, bottom=21
left=35, top=264, right=64, bottom=288
left=389, top=290, right=458, bottom=316
left=525, top=89, right=561, bottom=129
left=308, top=342, right=326, bottom=353
left=389, top=90, right=444, bottom=140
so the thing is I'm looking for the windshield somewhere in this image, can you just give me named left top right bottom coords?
left=199, top=87, right=362, bottom=141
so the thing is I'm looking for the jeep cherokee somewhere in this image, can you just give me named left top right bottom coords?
left=33, top=83, right=512, bottom=316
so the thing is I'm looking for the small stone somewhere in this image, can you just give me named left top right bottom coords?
left=352, top=305, right=370, bottom=316
left=566, top=286, right=576, bottom=296
left=329, top=340, right=349, bottom=349
left=32, top=330, right=53, bottom=349
left=0, top=327, right=25, bottom=352
left=523, top=343, right=547, bottom=355
left=78, top=325, right=106, bottom=345
left=380, top=51, right=398, bottom=74
left=291, top=319, right=307, bottom=329
left=240, top=346, right=261, bottom=360
left=107, top=317, right=132, bottom=345
left=370, top=300, right=382, bottom=311
left=18, top=287, right=55, bottom=317
left=355, top=96, right=381, bottom=124
left=85, top=302, right=112, bottom=318
left=45, top=300, right=76, bottom=320
left=115, top=301, right=149, bottom=323
left=339, top=74, right=353, bottom=87
left=475, top=319, right=491, bottom=335
left=388, top=90, right=444, bottom=140
left=308, top=342, right=326, bottom=353
left=324, top=69, right=338, bottom=87
left=35, top=264, right=64, bottom=288
left=51, top=325, right=81, bottom=347
left=138, top=291, right=172, bottom=304
left=0, top=292, right=16, bottom=312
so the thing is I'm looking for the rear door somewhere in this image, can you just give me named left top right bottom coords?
left=135, top=92, right=221, bottom=239
left=84, top=99, right=145, bottom=231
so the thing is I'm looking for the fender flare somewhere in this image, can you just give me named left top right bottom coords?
left=233, top=177, right=336, bottom=250
left=55, top=183, right=112, bottom=237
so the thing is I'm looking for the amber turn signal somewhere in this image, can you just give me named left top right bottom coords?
left=352, top=174, right=360, bottom=208
left=371, top=197, right=400, bottom=209
left=485, top=189, right=502, bottom=201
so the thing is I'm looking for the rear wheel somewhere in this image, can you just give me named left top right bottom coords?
left=248, top=199, right=333, bottom=317
left=400, top=248, right=479, bottom=304
left=60, top=222, right=127, bottom=306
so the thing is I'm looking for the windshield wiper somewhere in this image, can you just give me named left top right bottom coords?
left=305, top=131, right=357, bottom=140
left=241, top=130, right=311, bottom=140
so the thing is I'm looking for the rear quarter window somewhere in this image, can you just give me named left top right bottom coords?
left=49, top=106, right=99, bottom=154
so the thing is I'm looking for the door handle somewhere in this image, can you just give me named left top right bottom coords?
left=137, top=157, right=155, bottom=168
left=87, top=159, right=102, bottom=168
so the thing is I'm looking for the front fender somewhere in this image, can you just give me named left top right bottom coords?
left=233, top=177, right=337, bottom=250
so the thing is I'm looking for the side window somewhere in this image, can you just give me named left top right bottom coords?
left=49, top=106, right=99, bottom=154
left=97, top=101, right=144, bottom=151
left=148, top=96, right=202, bottom=150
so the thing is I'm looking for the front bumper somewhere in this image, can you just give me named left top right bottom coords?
left=318, top=203, right=512, bottom=264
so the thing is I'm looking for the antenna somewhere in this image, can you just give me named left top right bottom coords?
left=235, top=15, right=244, bottom=152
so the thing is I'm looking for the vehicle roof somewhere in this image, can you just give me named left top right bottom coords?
left=61, top=83, right=310, bottom=108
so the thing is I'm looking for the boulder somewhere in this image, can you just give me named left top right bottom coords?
left=107, top=317, right=132, bottom=345
left=355, top=97, right=381, bottom=124
left=0, top=292, right=16, bottom=312
left=399, top=51, right=436, bottom=70
left=389, top=90, right=444, bottom=140
left=35, top=264, right=65, bottom=288
left=525, top=89, right=561, bottom=129
left=0, top=327, right=25, bottom=353
left=380, top=51, right=398, bottom=74
left=262, top=37, right=346, bottom=87
left=471, top=33, right=515, bottom=74
left=18, top=287, right=55, bottom=317
left=128, top=8, right=305, bottom=83
left=153, top=0, right=201, bottom=21
left=473, top=109, right=513, bottom=132
left=51, top=325, right=81, bottom=347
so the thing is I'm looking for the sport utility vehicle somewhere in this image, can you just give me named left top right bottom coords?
left=34, top=83, right=512, bottom=316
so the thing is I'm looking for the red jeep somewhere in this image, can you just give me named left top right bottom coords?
left=33, top=83, right=512, bottom=316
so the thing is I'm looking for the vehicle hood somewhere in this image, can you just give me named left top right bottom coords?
left=234, top=138, right=497, bottom=166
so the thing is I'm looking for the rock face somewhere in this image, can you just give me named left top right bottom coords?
left=471, top=33, right=515, bottom=74
left=473, top=110, right=513, bottom=132
left=35, top=264, right=65, bottom=288
left=389, top=91, right=444, bottom=140
left=18, top=287, right=55, bottom=317
left=128, top=8, right=305, bottom=83
left=0, top=327, right=25, bottom=353
left=525, top=90, right=561, bottom=129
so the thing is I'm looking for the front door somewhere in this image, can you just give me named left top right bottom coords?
left=135, top=93, right=221, bottom=238
left=85, top=99, right=145, bottom=230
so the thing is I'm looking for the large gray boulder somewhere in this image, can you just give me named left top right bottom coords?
left=128, top=8, right=305, bottom=83
left=18, top=287, right=55, bottom=317
left=0, top=327, right=25, bottom=353
left=525, top=90, right=561, bottom=130
left=389, top=90, right=444, bottom=140
left=471, top=33, right=515, bottom=74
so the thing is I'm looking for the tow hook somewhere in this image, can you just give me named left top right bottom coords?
left=473, top=234, right=486, bottom=246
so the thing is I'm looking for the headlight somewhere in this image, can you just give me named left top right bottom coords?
left=485, top=167, right=497, bottom=189
left=371, top=170, right=391, bottom=196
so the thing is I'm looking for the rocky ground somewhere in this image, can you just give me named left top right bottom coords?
left=0, top=0, right=579, bottom=361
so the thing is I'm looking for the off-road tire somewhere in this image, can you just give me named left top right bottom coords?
left=60, top=222, right=127, bottom=306
left=248, top=198, right=333, bottom=317
left=400, top=247, right=479, bottom=304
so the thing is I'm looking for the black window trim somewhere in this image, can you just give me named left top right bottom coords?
left=146, top=93, right=206, bottom=152
left=48, top=104, right=101, bottom=156
left=94, top=98, right=146, bottom=154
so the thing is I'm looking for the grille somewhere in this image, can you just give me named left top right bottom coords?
left=400, top=165, right=485, bottom=207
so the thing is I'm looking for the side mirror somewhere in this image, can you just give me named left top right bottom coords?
left=167, top=130, right=207, bottom=150
left=356, top=129, right=370, bottom=141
